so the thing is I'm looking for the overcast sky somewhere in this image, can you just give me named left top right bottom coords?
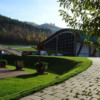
left=0, top=0, right=68, bottom=28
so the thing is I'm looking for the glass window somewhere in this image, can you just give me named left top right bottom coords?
left=44, top=32, right=75, bottom=56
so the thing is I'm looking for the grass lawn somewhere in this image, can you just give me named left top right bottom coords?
left=3, top=44, right=30, bottom=47
left=2, top=44, right=37, bottom=48
left=15, top=48, right=37, bottom=51
left=0, top=55, right=92, bottom=100
left=2, top=44, right=37, bottom=51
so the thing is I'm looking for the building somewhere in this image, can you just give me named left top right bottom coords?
left=37, top=29, right=100, bottom=57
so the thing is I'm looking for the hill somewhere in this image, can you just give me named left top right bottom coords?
left=24, top=21, right=38, bottom=26
left=38, top=23, right=62, bottom=33
left=0, top=15, right=52, bottom=45
left=25, top=22, right=63, bottom=33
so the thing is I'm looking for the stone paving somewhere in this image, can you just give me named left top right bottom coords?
left=20, top=57, right=100, bottom=100
left=0, top=68, right=33, bottom=78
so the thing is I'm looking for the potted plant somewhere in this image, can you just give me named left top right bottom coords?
left=15, top=61, right=23, bottom=70
left=34, top=62, right=48, bottom=74
left=0, top=60, right=7, bottom=68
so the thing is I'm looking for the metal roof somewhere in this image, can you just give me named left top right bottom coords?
left=0, top=44, right=22, bottom=56
left=80, top=35, right=98, bottom=43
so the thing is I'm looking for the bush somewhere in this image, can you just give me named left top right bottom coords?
left=0, top=60, right=8, bottom=65
left=14, top=61, right=23, bottom=66
left=34, top=62, right=48, bottom=70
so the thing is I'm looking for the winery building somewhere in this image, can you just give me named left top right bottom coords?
left=37, top=29, right=100, bottom=57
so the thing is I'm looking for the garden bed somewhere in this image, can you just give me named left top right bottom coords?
left=0, top=55, right=92, bottom=100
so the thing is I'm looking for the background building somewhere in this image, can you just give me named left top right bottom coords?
left=38, top=29, right=100, bottom=57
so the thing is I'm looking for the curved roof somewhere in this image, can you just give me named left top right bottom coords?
left=80, top=34, right=98, bottom=43
left=37, top=28, right=98, bottom=50
left=37, top=28, right=73, bottom=50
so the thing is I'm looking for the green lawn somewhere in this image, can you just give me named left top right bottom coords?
left=3, top=44, right=30, bottom=47
left=15, top=48, right=37, bottom=51
left=2, top=44, right=37, bottom=48
left=0, top=55, right=92, bottom=100
left=2, top=44, right=37, bottom=51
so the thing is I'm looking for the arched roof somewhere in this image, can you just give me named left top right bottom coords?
left=37, top=28, right=98, bottom=50
left=37, top=28, right=75, bottom=50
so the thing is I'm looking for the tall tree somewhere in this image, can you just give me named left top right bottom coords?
left=58, top=0, right=100, bottom=42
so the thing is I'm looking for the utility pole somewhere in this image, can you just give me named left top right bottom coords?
left=32, top=46, right=41, bottom=64
left=38, top=49, right=41, bottom=65
left=0, top=51, right=2, bottom=67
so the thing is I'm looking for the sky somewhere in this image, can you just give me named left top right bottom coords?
left=0, top=0, right=68, bottom=28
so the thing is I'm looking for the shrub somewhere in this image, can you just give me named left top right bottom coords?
left=14, top=61, right=23, bottom=67
left=0, top=60, right=8, bottom=65
left=34, top=62, right=48, bottom=70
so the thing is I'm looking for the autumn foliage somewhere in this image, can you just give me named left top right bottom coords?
left=0, top=15, right=52, bottom=45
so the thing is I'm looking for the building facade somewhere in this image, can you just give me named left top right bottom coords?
left=38, top=29, right=100, bottom=57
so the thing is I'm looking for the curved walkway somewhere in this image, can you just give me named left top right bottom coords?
left=20, top=58, right=100, bottom=100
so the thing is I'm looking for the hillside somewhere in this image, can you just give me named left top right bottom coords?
left=0, top=15, right=52, bottom=45
left=39, top=23, right=62, bottom=33
left=24, top=21, right=38, bottom=26
left=26, top=22, right=63, bottom=33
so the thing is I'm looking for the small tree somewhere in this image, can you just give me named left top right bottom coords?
left=58, top=0, right=100, bottom=48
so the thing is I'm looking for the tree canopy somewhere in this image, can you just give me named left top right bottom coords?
left=58, top=0, right=100, bottom=41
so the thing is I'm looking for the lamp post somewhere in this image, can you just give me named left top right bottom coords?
left=38, top=49, right=41, bottom=65
left=31, top=46, right=41, bottom=64
left=0, top=50, right=2, bottom=67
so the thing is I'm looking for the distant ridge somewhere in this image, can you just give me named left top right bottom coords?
left=25, top=22, right=63, bottom=33
left=38, top=23, right=62, bottom=33
left=0, top=14, right=52, bottom=45
left=24, top=21, right=38, bottom=26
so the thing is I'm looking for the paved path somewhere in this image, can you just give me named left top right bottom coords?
left=20, top=58, right=100, bottom=100
left=0, top=68, right=33, bottom=78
